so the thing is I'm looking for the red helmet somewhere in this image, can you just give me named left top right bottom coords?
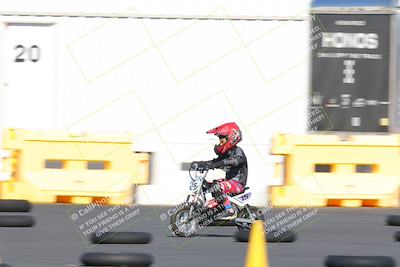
left=206, top=122, right=242, bottom=155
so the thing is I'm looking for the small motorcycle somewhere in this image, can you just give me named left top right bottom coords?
left=169, top=162, right=264, bottom=237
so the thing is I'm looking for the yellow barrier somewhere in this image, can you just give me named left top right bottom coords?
left=0, top=149, right=16, bottom=181
left=269, top=134, right=400, bottom=207
left=0, top=128, right=151, bottom=204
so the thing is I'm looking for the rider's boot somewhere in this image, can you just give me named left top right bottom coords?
left=220, top=199, right=237, bottom=220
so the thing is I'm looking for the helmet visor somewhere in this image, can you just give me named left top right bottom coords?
left=218, top=135, right=228, bottom=145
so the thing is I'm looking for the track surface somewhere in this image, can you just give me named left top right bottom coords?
left=0, top=204, right=398, bottom=267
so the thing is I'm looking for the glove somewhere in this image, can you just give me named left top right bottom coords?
left=203, top=161, right=213, bottom=170
left=192, top=161, right=209, bottom=171
left=200, top=161, right=224, bottom=170
left=201, top=161, right=214, bottom=171
left=192, top=161, right=204, bottom=169
left=192, top=161, right=201, bottom=166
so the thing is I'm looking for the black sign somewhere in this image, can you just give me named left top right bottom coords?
left=309, top=14, right=390, bottom=132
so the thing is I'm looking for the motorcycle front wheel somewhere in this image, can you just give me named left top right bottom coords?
left=169, top=206, right=198, bottom=237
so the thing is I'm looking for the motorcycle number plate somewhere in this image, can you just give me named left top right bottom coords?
left=238, top=193, right=251, bottom=202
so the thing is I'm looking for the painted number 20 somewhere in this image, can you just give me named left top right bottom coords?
left=14, top=45, right=40, bottom=63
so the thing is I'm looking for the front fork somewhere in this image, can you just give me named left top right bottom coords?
left=185, top=193, right=204, bottom=219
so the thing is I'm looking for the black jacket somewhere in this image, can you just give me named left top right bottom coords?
left=208, top=146, right=248, bottom=186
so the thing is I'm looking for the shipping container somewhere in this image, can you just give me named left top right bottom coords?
left=0, top=0, right=312, bottom=205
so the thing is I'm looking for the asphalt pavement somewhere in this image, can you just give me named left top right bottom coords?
left=0, top=204, right=398, bottom=267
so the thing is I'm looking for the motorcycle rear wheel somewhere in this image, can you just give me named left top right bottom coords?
left=236, top=205, right=264, bottom=231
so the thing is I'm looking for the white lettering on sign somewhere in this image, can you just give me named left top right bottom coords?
left=352, top=98, right=366, bottom=108
left=341, top=94, right=351, bottom=108
left=334, top=20, right=367, bottom=26
left=322, top=32, right=378, bottom=49
left=351, top=117, right=361, bottom=127
left=309, top=92, right=323, bottom=106
left=343, top=60, right=356, bottom=84
left=317, top=52, right=381, bottom=60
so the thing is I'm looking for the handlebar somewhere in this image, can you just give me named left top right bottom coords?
left=191, top=162, right=209, bottom=171
left=189, top=162, right=208, bottom=180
